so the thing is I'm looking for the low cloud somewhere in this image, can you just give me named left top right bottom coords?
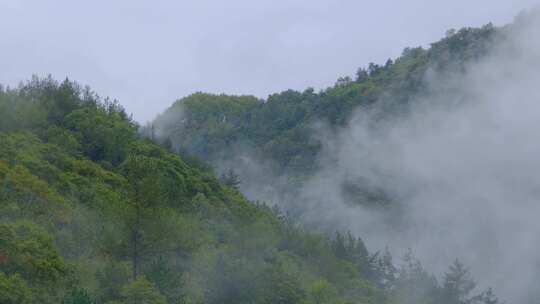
left=297, top=10, right=540, bottom=302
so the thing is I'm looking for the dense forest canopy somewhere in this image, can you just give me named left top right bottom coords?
left=3, top=8, right=540, bottom=304
left=149, top=21, right=497, bottom=177
left=0, top=77, right=501, bottom=303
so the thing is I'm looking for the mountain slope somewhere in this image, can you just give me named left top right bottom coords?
left=0, top=77, right=393, bottom=304
left=150, top=23, right=497, bottom=178
left=149, top=10, right=540, bottom=304
left=0, top=7, right=522, bottom=301
left=0, top=75, right=500, bottom=303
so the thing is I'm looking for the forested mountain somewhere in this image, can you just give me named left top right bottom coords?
left=8, top=7, right=540, bottom=304
left=140, top=29, right=510, bottom=275
left=150, top=23, right=497, bottom=178
left=147, top=21, right=505, bottom=221
left=144, top=11, right=540, bottom=304
left=0, top=77, right=500, bottom=303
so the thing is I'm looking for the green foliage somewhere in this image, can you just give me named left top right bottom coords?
left=0, top=221, right=68, bottom=303
left=120, top=276, right=167, bottom=304
left=309, top=279, right=339, bottom=304
left=64, top=288, right=94, bottom=304
left=64, top=105, right=136, bottom=166
left=152, top=22, right=499, bottom=181
left=257, top=265, right=306, bottom=304
left=0, top=19, right=505, bottom=303
left=0, top=272, right=32, bottom=304
left=0, top=221, right=66, bottom=282
left=96, top=261, right=131, bottom=302
left=0, top=76, right=387, bottom=304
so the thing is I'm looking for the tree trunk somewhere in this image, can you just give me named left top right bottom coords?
left=132, top=205, right=141, bottom=280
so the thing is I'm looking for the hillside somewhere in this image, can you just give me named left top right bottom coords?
left=148, top=22, right=504, bottom=221
left=146, top=11, right=540, bottom=304
left=150, top=23, right=497, bottom=178
left=0, top=77, right=503, bottom=303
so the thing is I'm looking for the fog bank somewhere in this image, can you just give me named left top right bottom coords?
left=297, top=11, right=540, bottom=302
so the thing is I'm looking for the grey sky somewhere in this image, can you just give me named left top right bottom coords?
left=0, top=0, right=538, bottom=122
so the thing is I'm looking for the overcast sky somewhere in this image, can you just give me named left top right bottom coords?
left=0, top=0, right=538, bottom=122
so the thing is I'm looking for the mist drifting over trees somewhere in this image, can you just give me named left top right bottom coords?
left=150, top=8, right=540, bottom=303
left=2, top=4, right=540, bottom=304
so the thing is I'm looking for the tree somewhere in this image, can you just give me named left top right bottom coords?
left=370, top=248, right=397, bottom=290
left=335, top=76, right=353, bottom=87
left=120, top=155, right=169, bottom=279
left=64, top=106, right=136, bottom=166
left=120, top=276, right=167, bottom=304
left=355, top=68, right=369, bottom=82
left=331, top=231, right=348, bottom=260
left=0, top=221, right=68, bottom=303
left=0, top=272, right=32, bottom=304
left=309, top=279, right=338, bottom=304
left=335, top=231, right=370, bottom=270
left=440, top=259, right=476, bottom=304
left=64, top=288, right=94, bottom=304
left=0, top=221, right=66, bottom=282
left=389, top=250, right=438, bottom=304
left=96, top=261, right=131, bottom=303
left=256, top=266, right=306, bottom=304
left=145, top=256, right=183, bottom=302
left=368, top=62, right=382, bottom=75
